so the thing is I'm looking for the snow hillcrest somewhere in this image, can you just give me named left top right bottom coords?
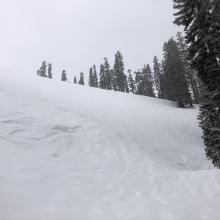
left=0, top=71, right=220, bottom=220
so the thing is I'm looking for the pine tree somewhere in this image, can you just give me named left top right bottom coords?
left=173, top=0, right=220, bottom=167
left=176, top=32, right=200, bottom=104
left=93, top=65, right=99, bottom=88
left=128, top=70, right=136, bottom=94
left=104, top=58, right=113, bottom=90
left=39, top=61, right=47, bottom=78
left=113, top=51, right=127, bottom=92
left=163, top=38, right=191, bottom=107
left=99, top=64, right=106, bottom=89
left=135, top=70, right=143, bottom=95
left=125, top=75, right=129, bottom=93
left=153, top=56, right=162, bottom=98
left=145, top=64, right=155, bottom=97
left=89, top=67, right=94, bottom=87
left=135, top=66, right=155, bottom=97
left=74, top=76, right=77, bottom=84
left=61, top=70, right=67, bottom=82
left=47, top=63, right=52, bottom=79
left=78, top=72, right=85, bottom=85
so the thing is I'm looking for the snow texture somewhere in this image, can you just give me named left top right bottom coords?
left=0, top=70, right=220, bottom=220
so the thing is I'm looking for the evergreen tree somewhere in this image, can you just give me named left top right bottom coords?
left=89, top=67, right=94, bottom=87
left=145, top=64, right=155, bottom=97
left=135, top=66, right=155, bottom=97
left=176, top=32, right=200, bottom=104
left=135, top=69, right=143, bottom=95
left=173, top=0, right=220, bottom=167
left=99, top=64, right=106, bottom=89
left=61, top=70, right=67, bottom=82
left=39, top=61, right=47, bottom=78
left=74, top=76, right=77, bottom=84
left=125, top=75, right=129, bottom=93
left=47, top=63, right=52, bottom=79
left=104, top=58, right=113, bottom=90
left=162, top=38, right=191, bottom=107
left=78, top=72, right=85, bottom=85
left=153, top=56, right=162, bottom=98
left=113, top=51, right=127, bottom=92
left=93, top=65, right=99, bottom=88
left=128, top=70, right=136, bottom=94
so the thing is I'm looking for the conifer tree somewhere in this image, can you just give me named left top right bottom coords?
left=135, top=70, right=142, bottom=95
left=47, top=63, right=52, bottom=79
left=74, top=76, right=77, bottom=84
left=61, top=70, right=67, bottom=82
left=78, top=72, right=85, bottom=85
left=145, top=64, right=155, bottom=97
left=153, top=56, right=162, bottom=98
left=125, top=75, right=129, bottom=93
left=89, top=67, right=94, bottom=87
left=39, top=61, right=47, bottom=78
left=104, top=58, right=113, bottom=90
left=93, top=65, right=99, bottom=88
left=128, top=70, right=136, bottom=94
left=113, top=51, right=127, bottom=92
left=162, top=38, right=191, bottom=107
left=99, top=64, right=106, bottom=89
left=173, top=0, right=220, bottom=167
left=176, top=32, right=200, bottom=104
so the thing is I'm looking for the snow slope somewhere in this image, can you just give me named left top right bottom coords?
left=0, top=71, right=220, bottom=220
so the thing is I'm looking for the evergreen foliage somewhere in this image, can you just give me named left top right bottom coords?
left=47, top=63, right=52, bottom=79
left=173, top=0, right=220, bottom=167
left=176, top=32, right=200, bottom=104
left=128, top=70, right=136, bottom=94
left=104, top=58, right=113, bottom=90
left=153, top=56, right=162, bottom=98
left=74, top=76, right=77, bottom=84
left=61, top=70, right=67, bottom=82
left=78, top=72, right=85, bottom=85
left=89, top=67, right=95, bottom=87
left=135, top=65, right=155, bottom=97
left=38, top=61, right=47, bottom=78
left=93, top=65, right=99, bottom=88
left=113, top=51, right=127, bottom=92
left=162, top=38, right=192, bottom=107
left=99, top=64, right=106, bottom=89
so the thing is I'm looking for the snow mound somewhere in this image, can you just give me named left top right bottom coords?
left=0, top=70, right=220, bottom=220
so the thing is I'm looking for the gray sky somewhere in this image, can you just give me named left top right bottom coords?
left=0, top=0, right=180, bottom=79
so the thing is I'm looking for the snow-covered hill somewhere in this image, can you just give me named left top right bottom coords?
left=0, top=71, right=220, bottom=220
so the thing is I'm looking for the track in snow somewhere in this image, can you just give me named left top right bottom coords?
left=0, top=72, right=220, bottom=220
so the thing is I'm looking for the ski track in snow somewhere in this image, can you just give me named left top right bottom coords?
left=0, top=71, right=220, bottom=220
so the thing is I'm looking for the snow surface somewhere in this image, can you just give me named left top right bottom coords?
left=0, top=70, right=220, bottom=220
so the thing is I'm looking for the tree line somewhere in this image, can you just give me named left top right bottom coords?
left=37, top=32, right=201, bottom=108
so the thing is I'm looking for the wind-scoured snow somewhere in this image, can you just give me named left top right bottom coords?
left=0, top=70, right=220, bottom=220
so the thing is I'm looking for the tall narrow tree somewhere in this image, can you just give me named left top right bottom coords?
left=163, top=38, right=192, bottom=107
left=93, top=65, right=99, bottom=88
left=61, top=70, right=67, bottom=82
left=113, top=51, right=127, bottom=92
left=176, top=32, right=200, bottom=104
left=153, top=56, right=162, bottom=98
left=99, top=64, right=106, bottom=89
left=74, top=76, right=77, bottom=84
left=78, top=72, right=85, bottom=85
left=47, top=63, right=53, bottom=79
left=173, top=0, right=220, bottom=167
left=39, top=61, right=47, bottom=78
left=89, top=67, right=94, bottom=87
left=128, top=70, right=136, bottom=94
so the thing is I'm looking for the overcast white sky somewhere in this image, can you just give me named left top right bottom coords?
left=0, top=0, right=180, bottom=79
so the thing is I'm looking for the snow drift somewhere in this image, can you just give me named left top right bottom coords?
left=0, top=70, right=220, bottom=220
